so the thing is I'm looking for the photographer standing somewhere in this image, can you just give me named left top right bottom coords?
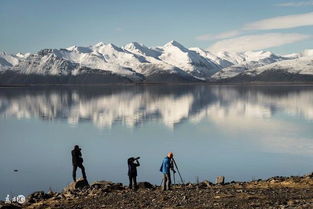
left=160, top=152, right=176, bottom=191
left=71, top=145, right=87, bottom=182
left=127, top=157, right=140, bottom=190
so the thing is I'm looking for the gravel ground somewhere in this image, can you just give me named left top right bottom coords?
left=3, top=175, right=313, bottom=209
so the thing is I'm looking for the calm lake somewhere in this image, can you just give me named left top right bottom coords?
left=1, top=85, right=313, bottom=199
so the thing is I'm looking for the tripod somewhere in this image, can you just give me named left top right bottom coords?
left=172, top=158, right=184, bottom=184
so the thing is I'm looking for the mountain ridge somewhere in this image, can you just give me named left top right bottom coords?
left=0, top=40, right=313, bottom=84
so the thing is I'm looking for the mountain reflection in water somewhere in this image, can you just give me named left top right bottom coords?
left=0, top=85, right=312, bottom=128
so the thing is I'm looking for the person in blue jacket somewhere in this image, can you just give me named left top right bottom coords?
left=160, top=152, right=176, bottom=191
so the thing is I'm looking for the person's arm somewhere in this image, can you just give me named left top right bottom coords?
left=135, top=160, right=140, bottom=167
left=77, top=150, right=83, bottom=163
left=71, top=150, right=75, bottom=163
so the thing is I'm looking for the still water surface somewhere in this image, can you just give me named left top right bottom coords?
left=0, top=85, right=313, bottom=198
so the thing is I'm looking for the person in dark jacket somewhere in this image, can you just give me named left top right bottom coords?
left=127, top=157, right=140, bottom=190
left=71, top=145, right=87, bottom=182
left=160, top=152, right=175, bottom=191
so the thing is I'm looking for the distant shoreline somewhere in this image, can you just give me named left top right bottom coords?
left=1, top=81, right=313, bottom=88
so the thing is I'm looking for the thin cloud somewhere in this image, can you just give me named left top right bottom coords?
left=208, top=33, right=311, bottom=52
left=276, top=1, right=313, bottom=7
left=114, top=27, right=124, bottom=32
left=244, top=12, right=313, bottom=30
left=196, top=30, right=241, bottom=41
left=215, top=30, right=242, bottom=39
left=196, top=11, right=313, bottom=41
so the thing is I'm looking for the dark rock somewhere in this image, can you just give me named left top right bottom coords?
left=89, top=180, right=124, bottom=192
left=197, top=180, right=213, bottom=188
left=110, top=183, right=124, bottom=190
left=27, top=191, right=52, bottom=203
left=137, top=182, right=154, bottom=189
left=64, top=178, right=89, bottom=192
left=90, top=181, right=113, bottom=189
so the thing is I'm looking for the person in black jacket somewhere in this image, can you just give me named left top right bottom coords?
left=71, top=145, right=87, bottom=182
left=127, top=157, right=140, bottom=190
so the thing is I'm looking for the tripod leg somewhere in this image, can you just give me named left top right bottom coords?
left=173, top=158, right=184, bottom=184
left=160, top=178, right=163, bottom=186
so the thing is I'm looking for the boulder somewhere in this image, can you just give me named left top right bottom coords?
left=215, top=176, right=225, bottom=185
left=63, top=178, right=89, bottom=192
left=109, top=183, right=124, bottom=190
left=199, top=180, right=213, bottom=188
left=90, top=181, right=113, bottom=189
left=137, top=182, right=154, bottom=189
left=27, top=191, right=52, bottom=203
left=90, top=180, right=124, bottom=191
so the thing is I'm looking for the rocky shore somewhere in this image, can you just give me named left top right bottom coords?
left=2, top=174, right=313, bottom=209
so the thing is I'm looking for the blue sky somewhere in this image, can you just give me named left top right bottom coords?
left=1, top=0, right=313, bottom=54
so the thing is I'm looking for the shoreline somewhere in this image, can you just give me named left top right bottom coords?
left=3, top=174, right=313, bottom=209
left=1, top=81, right=313, bottom=88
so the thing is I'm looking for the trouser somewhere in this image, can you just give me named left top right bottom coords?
left=72, top=164, right=87, bottom=182
left=128, top=175, right=137, bottom=189
left=163, top=173, right=171, bottom=190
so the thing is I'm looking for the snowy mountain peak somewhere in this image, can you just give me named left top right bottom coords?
left=243, top=50, right=279, bottom=62
left=91, top=42, right=124, bottom=52
left=66, top=45, right=78, bottom=51
left=108, top=43, right=123, bottom=51
left=163, top=40, right=187, bottom=51
left=124, top=42, right=161, bottom=58
left=94, top=42, right=106, bottom=47
left=66, top=45, right=92, bottom=54
left=92, top=43, right=124, bottom=54
left=124, top=42, right=148, bottom=52
left=125, top=42, right=143, bottom=49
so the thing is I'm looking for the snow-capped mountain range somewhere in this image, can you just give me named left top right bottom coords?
left=1, top=41, right=313, bottom=84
